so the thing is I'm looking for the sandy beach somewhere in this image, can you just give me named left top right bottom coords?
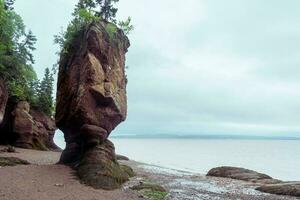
left=0, top=145, right=298, bottom=200
left=0, top=146, right=142, bottom=200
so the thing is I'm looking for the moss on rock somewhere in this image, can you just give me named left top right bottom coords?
left=0, top=157, right=30, bottom=166
left=143, top=190, right=168, bottom=200
left=131, top=181, right=168, bottom=200
left=120, top=164, right=135, bottom=177
left=76, top=140, right=135, bottom=190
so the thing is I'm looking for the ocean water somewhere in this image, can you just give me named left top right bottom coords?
left=53, top=132, right=300, bottom=181
left=110, top=138, right=300, bottom=181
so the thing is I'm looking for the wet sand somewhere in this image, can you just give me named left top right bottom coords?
left=0, top=146, right=297, bottom=200
left=0, top=146, right=142, bottom=200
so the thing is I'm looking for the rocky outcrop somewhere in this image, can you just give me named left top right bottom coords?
left=207, top=166, right=281, bottom=184
left=256, top=182, right=300, bottom=197
left=10, top=101, right=59, bottom=151
left=0, top=79, right=8, bottom=125
left=30, top=108, right=60, bottom=150
left=77, top=140, right=134, bottom=189
left=56, top=22, right=131, bottom=189
left=207, top=166, right=300, bottom=197
left=12, top=101, right=34, bottom=149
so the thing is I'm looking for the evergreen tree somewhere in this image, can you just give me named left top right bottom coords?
left=0, top=0, right=38, bottom=103
left=37, top=68, right=54, bottom=116
left=4, top=0, right=14, bottom=10
left=118, top=17, right=134, bottom=35
left=95, top=0, right=119, bottom=22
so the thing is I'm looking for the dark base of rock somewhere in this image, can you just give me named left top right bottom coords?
left=207, top=166, right=300, bottom=197
left=61, top=140, right=134, bottom=190
left=256, top=182, right=300, bottom=197
left=207, top=166, right=281, bottom=184
left=0, top=157, right=30, bottom=166
left=116, top=154, right=130, bottom=161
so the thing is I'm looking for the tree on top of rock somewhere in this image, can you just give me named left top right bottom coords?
left=96, top=0, right=119, bottom=22
left=74, top=0, right=119, bottom=22
left=4, top=0, right=14, bottom=10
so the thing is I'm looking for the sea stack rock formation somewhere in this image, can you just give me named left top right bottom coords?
left=56, top=22, right=132, bottom=189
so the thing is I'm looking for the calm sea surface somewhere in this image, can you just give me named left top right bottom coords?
left=54, top=133, right=300, bottom=181
left=111, top=138, right=300, bottom=181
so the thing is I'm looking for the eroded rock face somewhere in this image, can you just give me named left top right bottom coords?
left=0, top=80, right=8, bottom=125
left=207, top=166, right=300, bottom=197
left=30, top=108, right=60, bottom=151
left=12, top=101, right=59, bottom=150
left=207, top=166, right=281, bottom=184
left=56, top=22, right=131, bottom=189
left=77, top=140, right=134, bottom=190
left=256, top=182, right=300, bottom=197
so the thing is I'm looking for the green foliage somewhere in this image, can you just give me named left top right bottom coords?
left=54, top=0, right=133, bottom=57
left=4, top=0, right=14, bottom=10
left=0, top=0, right=38, bottom=103
left=118, top=17, right=134, bottom=35
left=105, top=22, right=118, bottom=38
left=0, top=0, right=54, bottom=116
left=96, top=0, right=119, bottom=22
left=36, top=68, right=54, bottom=116
left=143, top=190, right=168, bottom=200
left=54, top=1, right=101, bottom=56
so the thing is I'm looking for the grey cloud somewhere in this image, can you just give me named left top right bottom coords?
left=15, top=0, right=300, bottom=137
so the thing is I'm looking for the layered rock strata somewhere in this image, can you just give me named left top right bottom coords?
left=56, top=22, right=132, bottom=189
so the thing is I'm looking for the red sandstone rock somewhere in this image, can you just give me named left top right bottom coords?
left=207, top=166, right=282, bottom=184
left=0, top=79, right=8, bottom=125
left=56, top=22, right=132, bottom=189
left=11, top=101, right=59, bottom=151
left=56, top=21, right=129, bottom=163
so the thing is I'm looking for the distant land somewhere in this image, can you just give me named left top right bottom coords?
left=111, top=134, right=300, bottom=140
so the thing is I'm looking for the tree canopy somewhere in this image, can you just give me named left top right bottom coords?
left=0, top=0, right=54, bottom=116
left=36, top=68, right=54, bottom=116
left=54, top=0, right=133, bottom=56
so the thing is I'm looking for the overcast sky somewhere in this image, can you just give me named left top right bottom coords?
left=15, top=0, right=300, bottom=137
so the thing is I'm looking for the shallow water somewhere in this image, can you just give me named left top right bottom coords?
left=111, top=138, right=300, bottom=181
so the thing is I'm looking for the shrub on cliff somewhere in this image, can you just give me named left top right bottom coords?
left=54, top=0, right=133, bottom=57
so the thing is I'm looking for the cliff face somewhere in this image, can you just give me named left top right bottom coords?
left=0, top=81, right=58, bottom=151
left=0, top=79, right=8, bottom=125
left=56, top=22, right=132, bottom=189
left=11, top=101, right=59, bottom=150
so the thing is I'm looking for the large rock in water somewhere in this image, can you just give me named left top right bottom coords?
left=256, top=182, right=300, bottom=197
left=207, top=166, right=281, bottom=184
left=11, top=101, right=59, bottom=151
left=0, top=79, right=8, bottom=125
left=56, top=22, right=132, bottom=189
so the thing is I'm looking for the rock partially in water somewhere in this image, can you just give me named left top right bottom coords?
left=207, top=166, right=281, bottom=184
left=207, top=166, right=300, bottom=197
left=256, top=182, right=300, bottom=197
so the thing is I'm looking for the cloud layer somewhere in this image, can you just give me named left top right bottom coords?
left=15, top=0, right=300, bottom=137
